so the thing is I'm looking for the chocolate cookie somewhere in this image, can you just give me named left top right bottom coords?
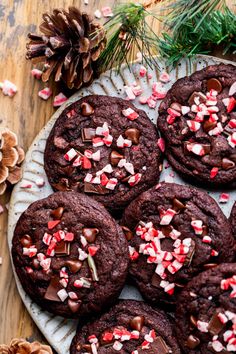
left=158, top=64, right=236, bottom=186
left=176, top=263, right=236, bottom=353
left=44, top=95, right=162, bottom=212
left=121, top=182, right=235, bottom=305
left=70, top=300, right=181, bottom=354
left=230, top=202, right=236, bottom=240
left=11, top=192, right=128, bottom=318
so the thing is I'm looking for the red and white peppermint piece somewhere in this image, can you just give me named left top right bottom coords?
left=181, top=106, right=190, bottom=115
left=219, top=193, right=230, bottom=203
left=91, top=150, right=100, bottom=162
left=186, top=120, right=201, bottom=132
left=53, top=92, right=67, bottom=107
left=78, top=248, right=88, bottom=261
left=159, top=72, right=170, bottom=83
left=113, top=341, right=123, bottom=351
left=217, top=312, right=228, bottom=324
left=210, top=167, right=219, bottom=179
left=129, top=246, right=139, bottom=261
left=48, top=220, right=60, bottom=230
left=66, top=109, right=76, bottom=118
left=25, top=267, right=33, bottom=274
left=147, top=96, right=157, bottom=109
left=106, top=178, right=118, bottom=190
left=227, top=97, right=236, bottom=113
left=88, top=246, right=99, bottom=256
left=92, top=137, right=104, bottom=147
left=128, top=173, right=142, bottom=187
left=88, top=335, right=98, bottom=344
left=166, top=115, right=176, bottom=125
left=1, top=80, right=17, bottom=97
left=101, top=6, right=113, bottom=17
left=92, top=176, right=101, bottom=184
left=122, top=108, right=139, bottom=120
left=139, top=96, right=148, bottom=104
left=102, top=164, right=113, bottom=174
left=84, top=173, right=93, bottom=183
left=60, top=267, right=68, bottom=278
left=124, top=162, right=135, bottom=175
left=131, top=85, right=142, bottom=96
left=208, top=122, right=223, bottom=136
left=157, top=137, right=165, bottom=152
left=202, top=235, right=212, bottom=244
left=64, top=148, right=77, bottom=161
left=74, top=279, right=84, bottom=288
left=57, top=289, right=68, bottom=302
left=23, top=246, right=37, bottom=257
left=139, top=65, right=147, bottom=77
left=80, top=235, right=87, bottom=247
left=124, top=86, right=136, bottom=100
left=211, top=249, right=219, bottom=257
left=160, top=209, right=176, bottom=225
left=103, top=134, right=113, bottom=147
left=91, top=343, right=98, bottom=354
left=187, top=143, right=205, bottom=156
left=68, top=291, right=78, bottom=300
left=229, top=82, right=236, bottom=96
left=164, top=282, right=175, bottom=295
left=167, top=108, right=181, bottom=117
left=228, top=119, right=236, bottom=129
left=228, top=132, right=236, bottom=148
left=43, top=233, right=52, bottom=245
left=38, top=87, right=52, bottom=100
left=223, top=330, right=234, bottom=342
left=212, top=340, right=224, bottom=352
left=152, top=82, right=167, bottom=99
left=72, top=155, right=82, bottom=167
left=37, top=253, right=46, bottom=262
left=102, top=332, right=114, bottom=342
left=94, top=9, right=101, bottom=18
left=64, top=232, right=74, bottom=242
left=167, top=260, right=183, bottom=274
left=117, top=135, right=132, bottom=148
left=155, top=263, right=166, bottom=279
left=141, top=340, right=150, bottom=349
left=35, top=177, right=45, bottom=187
left=59, top=278, right=68, bottom=288
left=191, top=220, right=203, bottom=235
left=197, top=320, right=209, bottom=333
left=31, top=69, right=42, bottom=79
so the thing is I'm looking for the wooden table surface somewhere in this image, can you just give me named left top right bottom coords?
left=0, top=0, right=234, bottom=349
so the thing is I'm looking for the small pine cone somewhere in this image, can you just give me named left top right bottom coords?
left=26, top=7, right=106, bottom=89
left=0, top=128, right=25, bottom=195
left=0, top=339, right=53, bottom=354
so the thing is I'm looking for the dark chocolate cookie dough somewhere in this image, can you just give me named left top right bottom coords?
left=44, top=95, right=162, bottom=212
left=70, top=300, right=181, bottom=354
left=158, top=64, right=236, bottom=186
left=230, top=202, right=236, bottom=240
left=11, top=192, right=128, bottom=318
left=176, top=263, right=236, bottom=353
left=121, top=182, right=235, bottom=305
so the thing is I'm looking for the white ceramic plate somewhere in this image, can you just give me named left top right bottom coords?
left=8, top=55, right=236, bottom=353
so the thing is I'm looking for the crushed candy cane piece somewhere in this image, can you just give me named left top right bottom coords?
left=159, top=72, right=170, bottom=83
left=101, top=6, right=113, bottom=17
left=57, top=289, right=68, bottom=302
left=210, top=167, right=219, bottom=179
left=31, top=69, right=42, bottom=79
left=122, top=108, right=139, bottom=120
left=53, top=92, right=67, bottom=107
left=157, top=137, right=165, bottom=152
left=139, top=66, right=147, bottom=77
left=94, top=9, right=101, bottom=18
left=0, top=80, right=17, bottom=97
left=219, top=193, right=230, bottom=203
left=38, top=87, right=52, bottom=100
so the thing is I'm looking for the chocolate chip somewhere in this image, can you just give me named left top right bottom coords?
left=190, top=315, right=197, bottom=327
left=161, top=225, right=173, bottom=237
left=32, top=258, right=40, bottom=269
left=129, top=315, right=145, bottom=331
left=82, top=228, right=99, bottom=243
left=84, top=182, right=109, bottom=195
left=153, top=337, right=170, bottom=354
left=82, top=344, right=92, bottom=352
left=170, top=102, right=182, bottom=112
left=172, top=198, right=186, bottom=212
left=44, top=277, right=62, bottom=302
left=82, top=128, right=96, bottom=142
left=51, top=207, right=64, bottom=219
left=151, top=273, right=160, bottom=288
left=203, top=120, right=217, bottom=133
left=20, top=234, right=32, bottom=247
left=81, top=102, right=94, bottom=116
left=66, top=260, right=82, bottom=273
left=207, top=78, right=222, bottom=93
left=188, top=92, right=207, bottom=105
left=68, top=299, right=81, bottom=313
left=110, top=150, right=124, bottom=166
left=55, top=241, right=70, bottom=256
left=208, top=312, right=225, bottom=335
left=203, top=263, right=218, bottom=270
left=124, top=128, right=140, bottom=145
left=184, top=240, right=195, bottom=267
left=186, top=335, right=200, bottom=349
left=121, top=226, right=134, bottom=240
left=222, top=158, right=235, bottom=170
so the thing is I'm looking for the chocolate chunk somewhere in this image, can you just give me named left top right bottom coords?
left=82, top=228, right=99, bottom=243
left=186, top=335, right=200, bottom=349
left=44, top=277, right=62, bottom=302
left=207, top=78, right=222, bottom=93
left=20, top=234, right=32, bottom=247
left=51, top=207, right=64, bottom=219
left=188, top=92, right=207, bottom=106
left=129, top=315, right=145, bottom=331
left=172, top=198, right=186, bottom=212
left=110, top=151, right=124, bottom=166
left=208, top=312, right=225, bottom=335
left=121, top=226, right=134, bottom=240
left=222, top=158, right=235, bottom=170
left=66, top=260, right=82, bottom=273
left=151, top=273, right=160, bottom=288
left=184, top=240, right=195, bottom=267
left=55, top=241, right=70, bottom=256
left=81, top=102, right=94, bottom=116
left=124, top=128, right=140, bottom=145
left=151, top=337, right=169, bottom=354
left=170, top=102, right=182, bottom=112
left=84, top=182, right=109, bottom=195
left=203, top=120, right=217, bottom=133
left=184, top=142, right=211, bottom=155
left=190, top=315, right=197, bottom=327
left=68, top=299, right=82, bottom=313
left=161, top=225, right=173, bottom=237
left=32, top=258, right=40, bottom=269
left=82, top=344, right=92, bottom=352
left=82, top=128, right=96, bottom=142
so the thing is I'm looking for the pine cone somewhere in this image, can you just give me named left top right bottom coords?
left=0, top=338, right=53, bottom=354
left=26, top=7, right=106, bottom=89
left=0, top=128, right=25, bottom=195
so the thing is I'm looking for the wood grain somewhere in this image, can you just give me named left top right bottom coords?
left=0, top=0, right=234, bottom=348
